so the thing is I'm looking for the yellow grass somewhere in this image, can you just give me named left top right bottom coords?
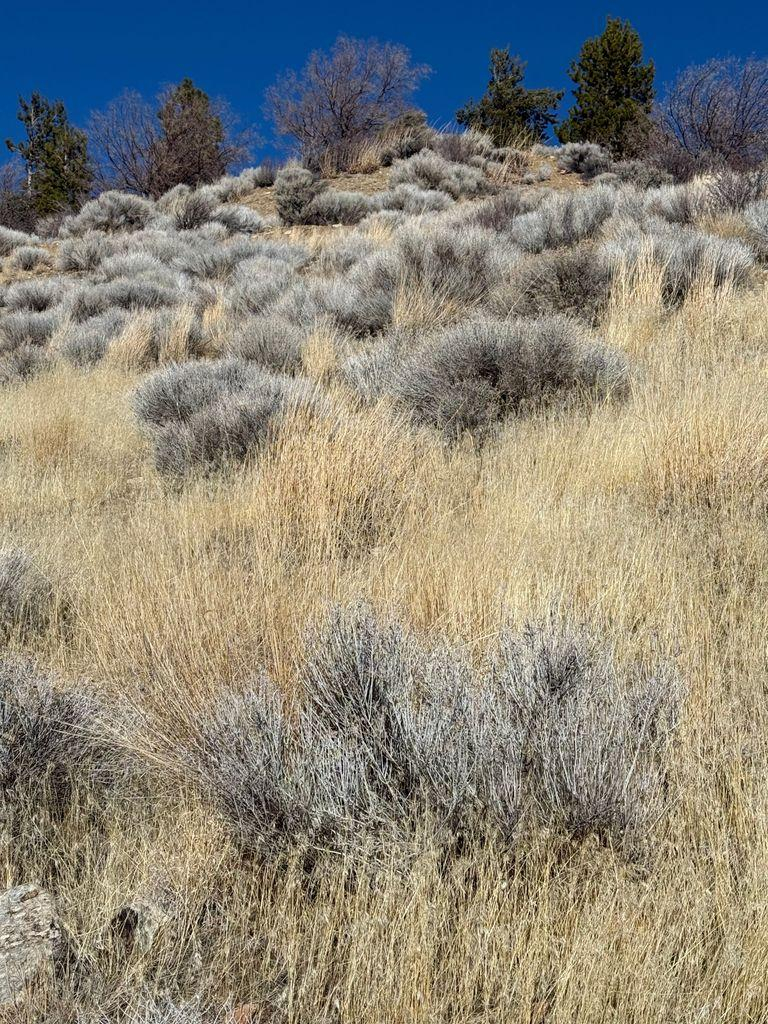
left=1, top=259, right=768, bottom=1021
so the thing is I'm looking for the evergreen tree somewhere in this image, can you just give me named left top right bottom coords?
left=6, top=93, right=92, bottom=216
left=557, top=18, right=655, bottom=157
left=149, top=78, right=231, bottom=194
left=457, top=50, right=562, bottom=144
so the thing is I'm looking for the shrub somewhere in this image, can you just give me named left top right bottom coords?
left=316, top=235, right=378, bottom=274
left=462, top=189, right=537, bottom=231
left=489, top=243, right=613, bottom=323
left=227, top=257, right=297, bottom=318
left=61, top=191, right=156, bottom=236
left=0, top=657, right=121, bottom=824
left=156, top=184, right=217, bottom=229
left=0, top=548, right=63, bottom=644
left=644, top=182, right=710, bottom=225
left=0, top=310, right=60, bottom=351
left=745, top=199, right=768, bottom=257
left=0, top=225, right=36, bottom=256
left=390, top=150, right=494, bottom=199
left=378, top=183, right=454, bottom=214
left=273, top=165, right=327, bottom=225
left=602, top=224, right=755, bottom=304
left=522, top=164, right=554, bottom=184
left=610, top=160, right=673, bottom=190
left=0, top=345, right=53, bottom=386
left=148, top=372, right=320, bottom=477
left=9, top=244, right=52, bottom=271
left=212, top=204, right=266, bottom=235
left=707, top=168, right=768, bottom=213
left=305, top=190, right=374, bottom=225
left=387, top=315, right=628, bottom=440
left=57, top=309, right=129, bottom=367
left=509, top=185, right=617, bottom=251
left=226, top=316, right=306, bottom=372
left=556, top=141, right=613, bottom=178
left=56, top=231, right=115, bottom=272
left=185, top=603, right=681, bottom=856
left=4, top=278, right=63, bottom=312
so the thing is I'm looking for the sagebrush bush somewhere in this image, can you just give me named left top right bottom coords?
left=707, top=169, right=768, bottom=213
left=0, top=547, right=64, bottom=644
left=390, top=150, right=494, bottom=200
left=227, top=257, right=297, bottom=318
left=387, top=315, right=628, bottom=439
left=133, top=359, right=321, bottom=476
left=306, top=190, right=374, bottom=225
left=9, top=244, right=52, bottom=271
left=644, top=182, right=710, bottom=225
left=0, top=344, right=52, bottom=386
left=378, top=183, right=454, bottom=215
left=316, top=235, right=379, bottom=274
left=557, top=142, right=613, bottom=179
left=273, top=165, right=327, bottom=225
left=602, top=224, right=755, bottom=304
left=212, top=204, right=267, bottom=235
left=0, top=225, right=37, bottom=256
left=0, top=310, right=60, bottom=351
left=56, top=231, right=115, bottom=272
left=489, top=243, right=613, bottom=323
left=509, top=186, right=617, bottom=252
left=225, top=316, right=306, bottom=372
left=4, top=278, right=64, bottom=312
left=156, top=185, right=217, bottom=230
left=745, top=199, right=768, bottom=258
left=56, top=308, right=129, bottom=367
left=61, top=191, right=156, bottom=236
left=185, top=603, right=681, bottom=857
left=0, top=657, right=124, bottom=826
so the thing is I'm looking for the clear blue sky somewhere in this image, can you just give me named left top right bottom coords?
left=2, top=0, right=766, bottom=159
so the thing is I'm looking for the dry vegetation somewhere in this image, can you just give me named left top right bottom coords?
left=1, top=136, right=768, bottom=1023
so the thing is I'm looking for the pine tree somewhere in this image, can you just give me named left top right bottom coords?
left=557, top=18, right=655, bottom=157
left=6, top=94, right=92, bottom=216
left=149, top=78, right=230, bottom=195
left=457, top=49, right=562, bottom=144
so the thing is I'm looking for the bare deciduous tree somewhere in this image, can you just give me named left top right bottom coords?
left=88, top=91, right=158, bottom=195
left=89, top=82, right=254, bottom=197
left=656, top=57, right=768, bottom=169
left=264, top=36, right=430, bottom=169
left=0, top=159, right=36, bottom=230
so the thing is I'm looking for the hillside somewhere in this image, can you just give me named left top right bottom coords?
left=1, top=136, right=767, bottom=1023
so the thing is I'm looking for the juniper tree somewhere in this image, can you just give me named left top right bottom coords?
left=6, top=94, right=92, bottom=216
left=557, top=18, right=655, bottom=157
left=457, top=49, right=563, bottom=144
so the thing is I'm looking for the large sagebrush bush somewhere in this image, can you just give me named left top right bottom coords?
left=185, top=603, right=681, bottom=859
left=378, top=183, right=454, bottom=215
left=273, top=165, right=327, bottom=225
left=9, top=244, right=52, bottom=272
left=0, top=225, right=37, bottom=257
left=744, top=199, right=768, bottom=258
left=226, top=257, right=297, bottom=318
left=212, top=203, right=267, bottom=235
left=4, top=278, right=64, bottom=312
left=386, top=315, right=628, bottom=440
left=557, top=142, right=613, bottom=179
left=509, top=185, right=617, bottom=252
left=56, top=231, right=115, bottom=272
left=489, top=243, right=613, bottom=323
left=56, top=308, right=129, bottom=367
left=390, top=150, right=494, bottom=199
left=156, top=184, right=217, bottom=230
left=133, top=359, right=321, bottom=477
left=225, top=316, right=306, bottom=372
left=61, top=191, right=156, bottom=236
left=0, top=309, right=61, bottom=351
left=0, top=345, right=52, bottom=386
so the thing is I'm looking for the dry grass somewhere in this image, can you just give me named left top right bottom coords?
left=2, top=189, right=768, bottom=1022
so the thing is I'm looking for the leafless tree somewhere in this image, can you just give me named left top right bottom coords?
left=264, top=36, right=430, bottom=169
left=89, top=83, right=254, bottom=197
left=656, top=57, right=768, bottom=169
left=88, top=91, right=158, bottom=195
left=0, top=158, right=35, bottom=230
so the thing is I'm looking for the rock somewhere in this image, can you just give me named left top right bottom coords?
left=104, top=899, right=171, bottom=955
left=0, top=884, right=60, bottom=1007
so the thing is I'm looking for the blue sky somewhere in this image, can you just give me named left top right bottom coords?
left=2, top=0, right=766, bottom=159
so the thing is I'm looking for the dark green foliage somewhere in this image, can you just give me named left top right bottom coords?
left=5, top=94, right=92, bottom=216
left=149, top=78, right=234, bottom=196
left=557, top=18, right=654, bottom=158
left=457, top=49, right=563, bottom=144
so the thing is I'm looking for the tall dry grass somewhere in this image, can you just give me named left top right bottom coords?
left=1, top=263, right=767, bottom=1021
